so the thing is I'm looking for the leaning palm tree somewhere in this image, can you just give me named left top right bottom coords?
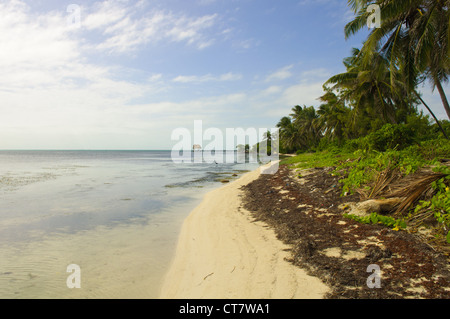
left=344, top=0, right=450, bottom=120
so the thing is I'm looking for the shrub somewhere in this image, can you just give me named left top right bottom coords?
left=362, top=123, right=415, bottom=151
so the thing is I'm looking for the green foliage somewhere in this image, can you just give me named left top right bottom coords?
left=344, top=212, right=407, bottom=230
left=405, top=113, right=434, bottom=140
left=414, top=168, right=450, bottom=243
left=276, top=0, right=450, bottom=245
left=360, top=123, right=415, bottom=152
left=412, top=139, right=450, bottom=161
left=437, top=120, right=450, bottom=139
left=282, top=136, right=450, bottom=244
left=284, top=138, right=450, bottom=199
left=336, top=146, right=431, bottom=195
left=280, top=149, right=356, bottom=169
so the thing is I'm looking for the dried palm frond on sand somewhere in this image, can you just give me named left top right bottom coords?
left=354, top=164, right=449, bottom=217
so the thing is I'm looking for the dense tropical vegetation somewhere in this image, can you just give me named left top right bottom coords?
left=277, top=0, right=450, bottom=245
left=277, top=0, right=449, bottom=154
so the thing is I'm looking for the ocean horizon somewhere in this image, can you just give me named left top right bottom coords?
left=0, top=150, right=260, bottom=298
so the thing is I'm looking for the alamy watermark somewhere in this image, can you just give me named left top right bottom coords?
left=66, top=264, right=81, bottom=289
left=367, top=4, right=381, bottom=29
left=67, top=4, right=81, bottom=28
left=367, top=264, right=381, bottom=288
left=170, top=120, right=279, bottom=174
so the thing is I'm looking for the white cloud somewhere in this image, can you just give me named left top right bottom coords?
left=218, top=72, right=242, bottom=81
left=281, top=81, right=326, bottom=107
left=265, top=65, right=294, bottom=82
left=262, top=86, right=283, bottom=95
left=198, top=0, right=217, bottom=5
left=0, top=3, right=77, bottom=68
left=264, top=67, right=332, bottom=107
left=82, top=1, right=128, bottom=30
left=0, top=1, right=164, bottom=143
left=147, top=74, right=163, bottom=82
left=300, top=68, right=331, bottom=80
left=0, top=0, right=246, bottom=149
left=81, top=1, right=219, bottom=53
left=1, top=0, right=341, bottom=149
left=172, top=72, right=242, bottom=83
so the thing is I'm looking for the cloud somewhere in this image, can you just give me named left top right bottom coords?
left=80, top=1, right=220, bottom=53
left=0, top=1, right=162, bottom=136
left=0, top=0, right=243, bottom=149
left=261, top=67, right=332, bottom=108
left=0, top=0, right=244, bottom=149
left=282, top=81, right=325, bottom=107
left=262, top=86, right=283, bottom=95
left=279, top=68, right=331, bottom=107
left=300, top=68, right=332, bottom=81
left=0, top=1, right=101, bottom=92
left=172, top=72, right=242, bottom=83
left=82, top=1, right=128, bottom=30
left=265, top=65, right=294, bottom=82
left=147, top=74, right=163, bottom=82
left=0, top=3, right=76, bottom=64
left=0, top=0, right=346, bottom=149
left=232, top=38, right=261, bottom=51
left=198, top=0, right=217, bottom=5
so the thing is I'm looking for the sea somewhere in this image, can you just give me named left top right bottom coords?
left=0, top=150, right=260, bottom=298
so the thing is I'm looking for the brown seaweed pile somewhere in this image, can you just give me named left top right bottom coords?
left=240, top=164, right=450, bottom=299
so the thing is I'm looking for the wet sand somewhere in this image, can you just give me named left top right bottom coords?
left=159, top=162, right=329, bottom=299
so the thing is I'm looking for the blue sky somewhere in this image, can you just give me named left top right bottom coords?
left=0, top=0, right=448, bottom=150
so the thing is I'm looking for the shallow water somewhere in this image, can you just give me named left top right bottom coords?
left=0, top=150, right=259, bottom=298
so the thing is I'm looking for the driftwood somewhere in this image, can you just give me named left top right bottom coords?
left=347, top=198, right=403, bottom=216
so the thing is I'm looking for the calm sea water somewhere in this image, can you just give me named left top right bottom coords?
left=0, top=150, right=259, bottom=298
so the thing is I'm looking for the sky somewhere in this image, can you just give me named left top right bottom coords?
left=0, top=0, right=448, bottom=150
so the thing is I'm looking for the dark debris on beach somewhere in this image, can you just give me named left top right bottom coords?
left=240, top=164, right=450, bottom=299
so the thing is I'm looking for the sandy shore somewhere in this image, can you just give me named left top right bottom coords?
left=159, top=162, right=329, bottom=299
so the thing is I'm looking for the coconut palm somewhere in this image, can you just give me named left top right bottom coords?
left=317, top=88, right=352, bottom=142
left=276, top=116, right=301, bottom=153
left=259, top=129, right=278, bottom=156
left=344, top=0, right=450, bottom=119
left=290, top=105, right=321, bottom=148
left=325, top=48, right=413, bottom=136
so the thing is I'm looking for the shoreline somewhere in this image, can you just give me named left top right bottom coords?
left=158, top=162, right=329, bottom=299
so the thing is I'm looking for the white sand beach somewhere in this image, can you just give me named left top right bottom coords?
left=159, top=162, right=329, bottom=299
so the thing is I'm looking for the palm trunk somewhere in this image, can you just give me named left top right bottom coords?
left=414, top=90, right=449, bottom=140
left=435, top=78, right=450, bottom=120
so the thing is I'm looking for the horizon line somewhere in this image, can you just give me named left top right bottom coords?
left=0, top=149, right=258, bottom=151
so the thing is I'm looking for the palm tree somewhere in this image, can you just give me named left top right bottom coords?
left=317, top=88, right=351, bottom=142
left=259, top=130, right=276, bottom=156
left=325, top=48, right=412, bottom=135
left=262, top=130, right=272, bottom=143
left=290, top=105, right=321, bottom=148
left=416, top=4, right=450, bottom=118
left=276, top=116, right=301, bottom=153
left=344, top=0, right=450, bottom=119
